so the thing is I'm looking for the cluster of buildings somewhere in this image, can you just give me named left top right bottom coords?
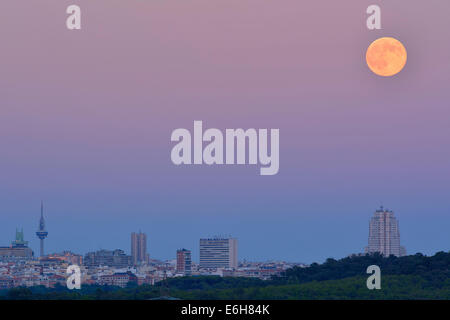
left=0, top=204, right=407, bottom=290
left=0, top=241, right=295, bottom=289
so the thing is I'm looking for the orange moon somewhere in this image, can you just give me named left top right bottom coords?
left=366, top=37, right=407, bottom=77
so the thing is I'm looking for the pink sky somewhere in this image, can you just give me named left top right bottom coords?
left=0, top=0, right=449, bottom=261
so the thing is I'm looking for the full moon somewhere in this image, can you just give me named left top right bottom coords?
left=366, top=37, right=407, bottom=77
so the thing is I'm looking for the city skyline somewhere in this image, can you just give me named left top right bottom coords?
left=1, top=203, right=447, bottom=264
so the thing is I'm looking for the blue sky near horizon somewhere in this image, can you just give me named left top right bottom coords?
left=0, top=199, right=448, bottom=264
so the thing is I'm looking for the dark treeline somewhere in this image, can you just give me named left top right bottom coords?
left=1, top=251, right=449, bottom=300
left=274, top=251, right=450, bottom=285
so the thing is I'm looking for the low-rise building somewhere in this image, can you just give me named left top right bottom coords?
left=98, top=271, right=138, bottom=287
left=84, top=249, right=132, bottom=268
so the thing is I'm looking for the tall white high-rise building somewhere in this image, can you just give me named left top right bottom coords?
left=199, top=237, right=238, bottom=269
left=365, top=207, right=406, bottom=257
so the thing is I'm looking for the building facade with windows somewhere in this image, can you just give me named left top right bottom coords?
left=0, top=229, right=34, bottom=262
left=200, top=237, right=237, bottom=269
left=176, top=249, right=192, bottom=275
left=131, top=232, right=148, bottom=265
left=365, top=207, right=406, bottom=257
left=99, top=271, right=138, bottom=287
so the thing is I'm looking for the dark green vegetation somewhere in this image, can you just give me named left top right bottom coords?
left=1, top=251, right=449, bottom=300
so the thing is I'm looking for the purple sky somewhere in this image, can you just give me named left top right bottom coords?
left=0, top=1, right=449, bottom=263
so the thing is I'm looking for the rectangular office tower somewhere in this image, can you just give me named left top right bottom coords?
left=199, top=237, right=238, bottom=269
left=365, top=207, right=406, bottom=257
left=131, top=232, right=148, bottom=265
left=176, top=249, right=192, bottom=275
